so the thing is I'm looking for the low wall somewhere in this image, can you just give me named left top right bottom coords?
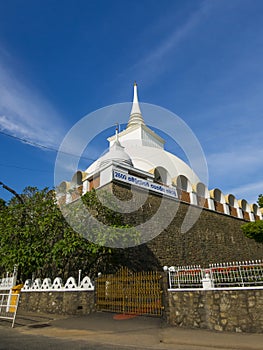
left=167, top=288, right=263, bottom=333
left=19, top=290, right=95, bottom=315
left=18, top=286, right=263, bottom=333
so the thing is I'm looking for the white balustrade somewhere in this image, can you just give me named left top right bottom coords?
left=166, top=260, right=263, bottom=290
left=52, top=277, right=63, bottom=290
left=21, top=275, right=94, bottom=292
left=80, top=276, right=93, bottom=289
left=0, top=277, right=15, bottom=290
left=41, top=278, right=52, bottom=290
left=64, top=277, right=77, bottom=289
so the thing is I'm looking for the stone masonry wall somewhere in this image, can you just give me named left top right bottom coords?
left=168, top=289, right=263, bottom=333
left=109, top=182, right=263, bottom=268
left=19, top=291, right=95, bottom=315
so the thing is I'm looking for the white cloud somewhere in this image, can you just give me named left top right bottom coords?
left=127, top=0, right=215, bottom=84
left=207, top=148, right=263, bottom=176
left=205, top=146, right=263, bottom=203
left=0, top=56, right=66, bottom=148
left=227, top=181, right=263, bottom=204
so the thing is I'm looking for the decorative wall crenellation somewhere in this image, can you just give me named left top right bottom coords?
left=56, top=167, right=262, bottom=223
left=22, top=276, right=94, bottom=292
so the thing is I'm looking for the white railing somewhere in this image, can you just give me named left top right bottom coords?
left=209, top=261, right=263, bottom=287
left=166, top=265, right=203, bottom=289
left=0, top=277, right=15, bottom=290
left=0, top=267, right=18, bottom=291
left=165, top=260, right=263, bottom=290
left=22, top=275, right=94, bottom=292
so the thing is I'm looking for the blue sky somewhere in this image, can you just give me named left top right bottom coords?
left=0, top=0, right=262, bottom=204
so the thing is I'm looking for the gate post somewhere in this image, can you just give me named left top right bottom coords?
left=161, top=267, right=170, bottom=322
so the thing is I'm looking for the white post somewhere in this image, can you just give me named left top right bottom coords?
left=78, top=270, right=82, bottom=287
left=12, top=265, right=18, bottom=287
left=202, top=271, right=214, bottom=289
left=249, top=212, right=255, bottom=222
left=223, top=203, right=230, bottom=215
left=190, top=192, right=197, bottom=205
left=207, top=198, right=215, bottom=210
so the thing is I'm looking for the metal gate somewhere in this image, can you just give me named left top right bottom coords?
left=96, top=267, right=164, bottom=316
left=0, top=292, right=20, bottom=327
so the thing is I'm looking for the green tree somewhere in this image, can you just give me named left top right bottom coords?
left=0, top=187, right=64, bottom=279
left=64, top=189, right=140, bottom=248
left=0, top=198, right=6, bottom=210
left=0, top=186, right=140, bottom=281
left=241, top=194, right=263, bottom=243
left=241, top=220, right=263, bottom=243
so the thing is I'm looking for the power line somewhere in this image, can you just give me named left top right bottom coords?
left=0, top=129, right=97, bottom=162
left=0, top=163, right=52, bottom=173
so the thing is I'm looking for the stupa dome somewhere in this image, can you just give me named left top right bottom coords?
left=98, top=138, right=133, bottom=168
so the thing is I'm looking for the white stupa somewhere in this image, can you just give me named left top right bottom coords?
left=58, top=83, right=262, bottom=221
left=86, top=83, right=200, bottom=187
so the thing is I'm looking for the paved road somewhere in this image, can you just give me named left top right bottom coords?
left=0, top=325, right=153, bottom=350
left=1, top=311, right=263, bottom=350
left=0, top=326, right=117, bottom=350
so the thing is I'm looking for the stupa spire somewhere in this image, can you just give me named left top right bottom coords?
left=127, top=82, right=145, bottom=128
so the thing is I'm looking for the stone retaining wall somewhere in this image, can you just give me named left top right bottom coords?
left=110, top=183, right=263, bottom=268
left=167, top=289, right=263, bottom=333
left=19, top=290, right=95, bottom=315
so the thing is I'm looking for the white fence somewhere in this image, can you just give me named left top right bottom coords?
left=0, top=277, right=16, bottom=291
left=22, top=275, right=94, bottom=292
left=0, top=267, right=17, bottom=291
left=165, top=260, right=263, bottom=290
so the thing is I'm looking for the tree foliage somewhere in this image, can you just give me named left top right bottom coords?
left=63, top=189, right=140, bottom=248
left=242, top=220, right=263, bottom=243
left=0, top=186, right=139, bottom=281
left=241, top=194, right=263, bottom=243
left=0, top=198, right=6, bottom=210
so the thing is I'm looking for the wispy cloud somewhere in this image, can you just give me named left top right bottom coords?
left=206, top=145, right=263, bottom=203
left=127, top=0, right=214, bottom=84
left=227, top=181, right=263, bottom=204
left=207, top=148, right=263, bottom=176
left=0, top=52, right=66, bottom=148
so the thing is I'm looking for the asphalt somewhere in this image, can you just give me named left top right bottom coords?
left=1, top=311, right=263, bottom=350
